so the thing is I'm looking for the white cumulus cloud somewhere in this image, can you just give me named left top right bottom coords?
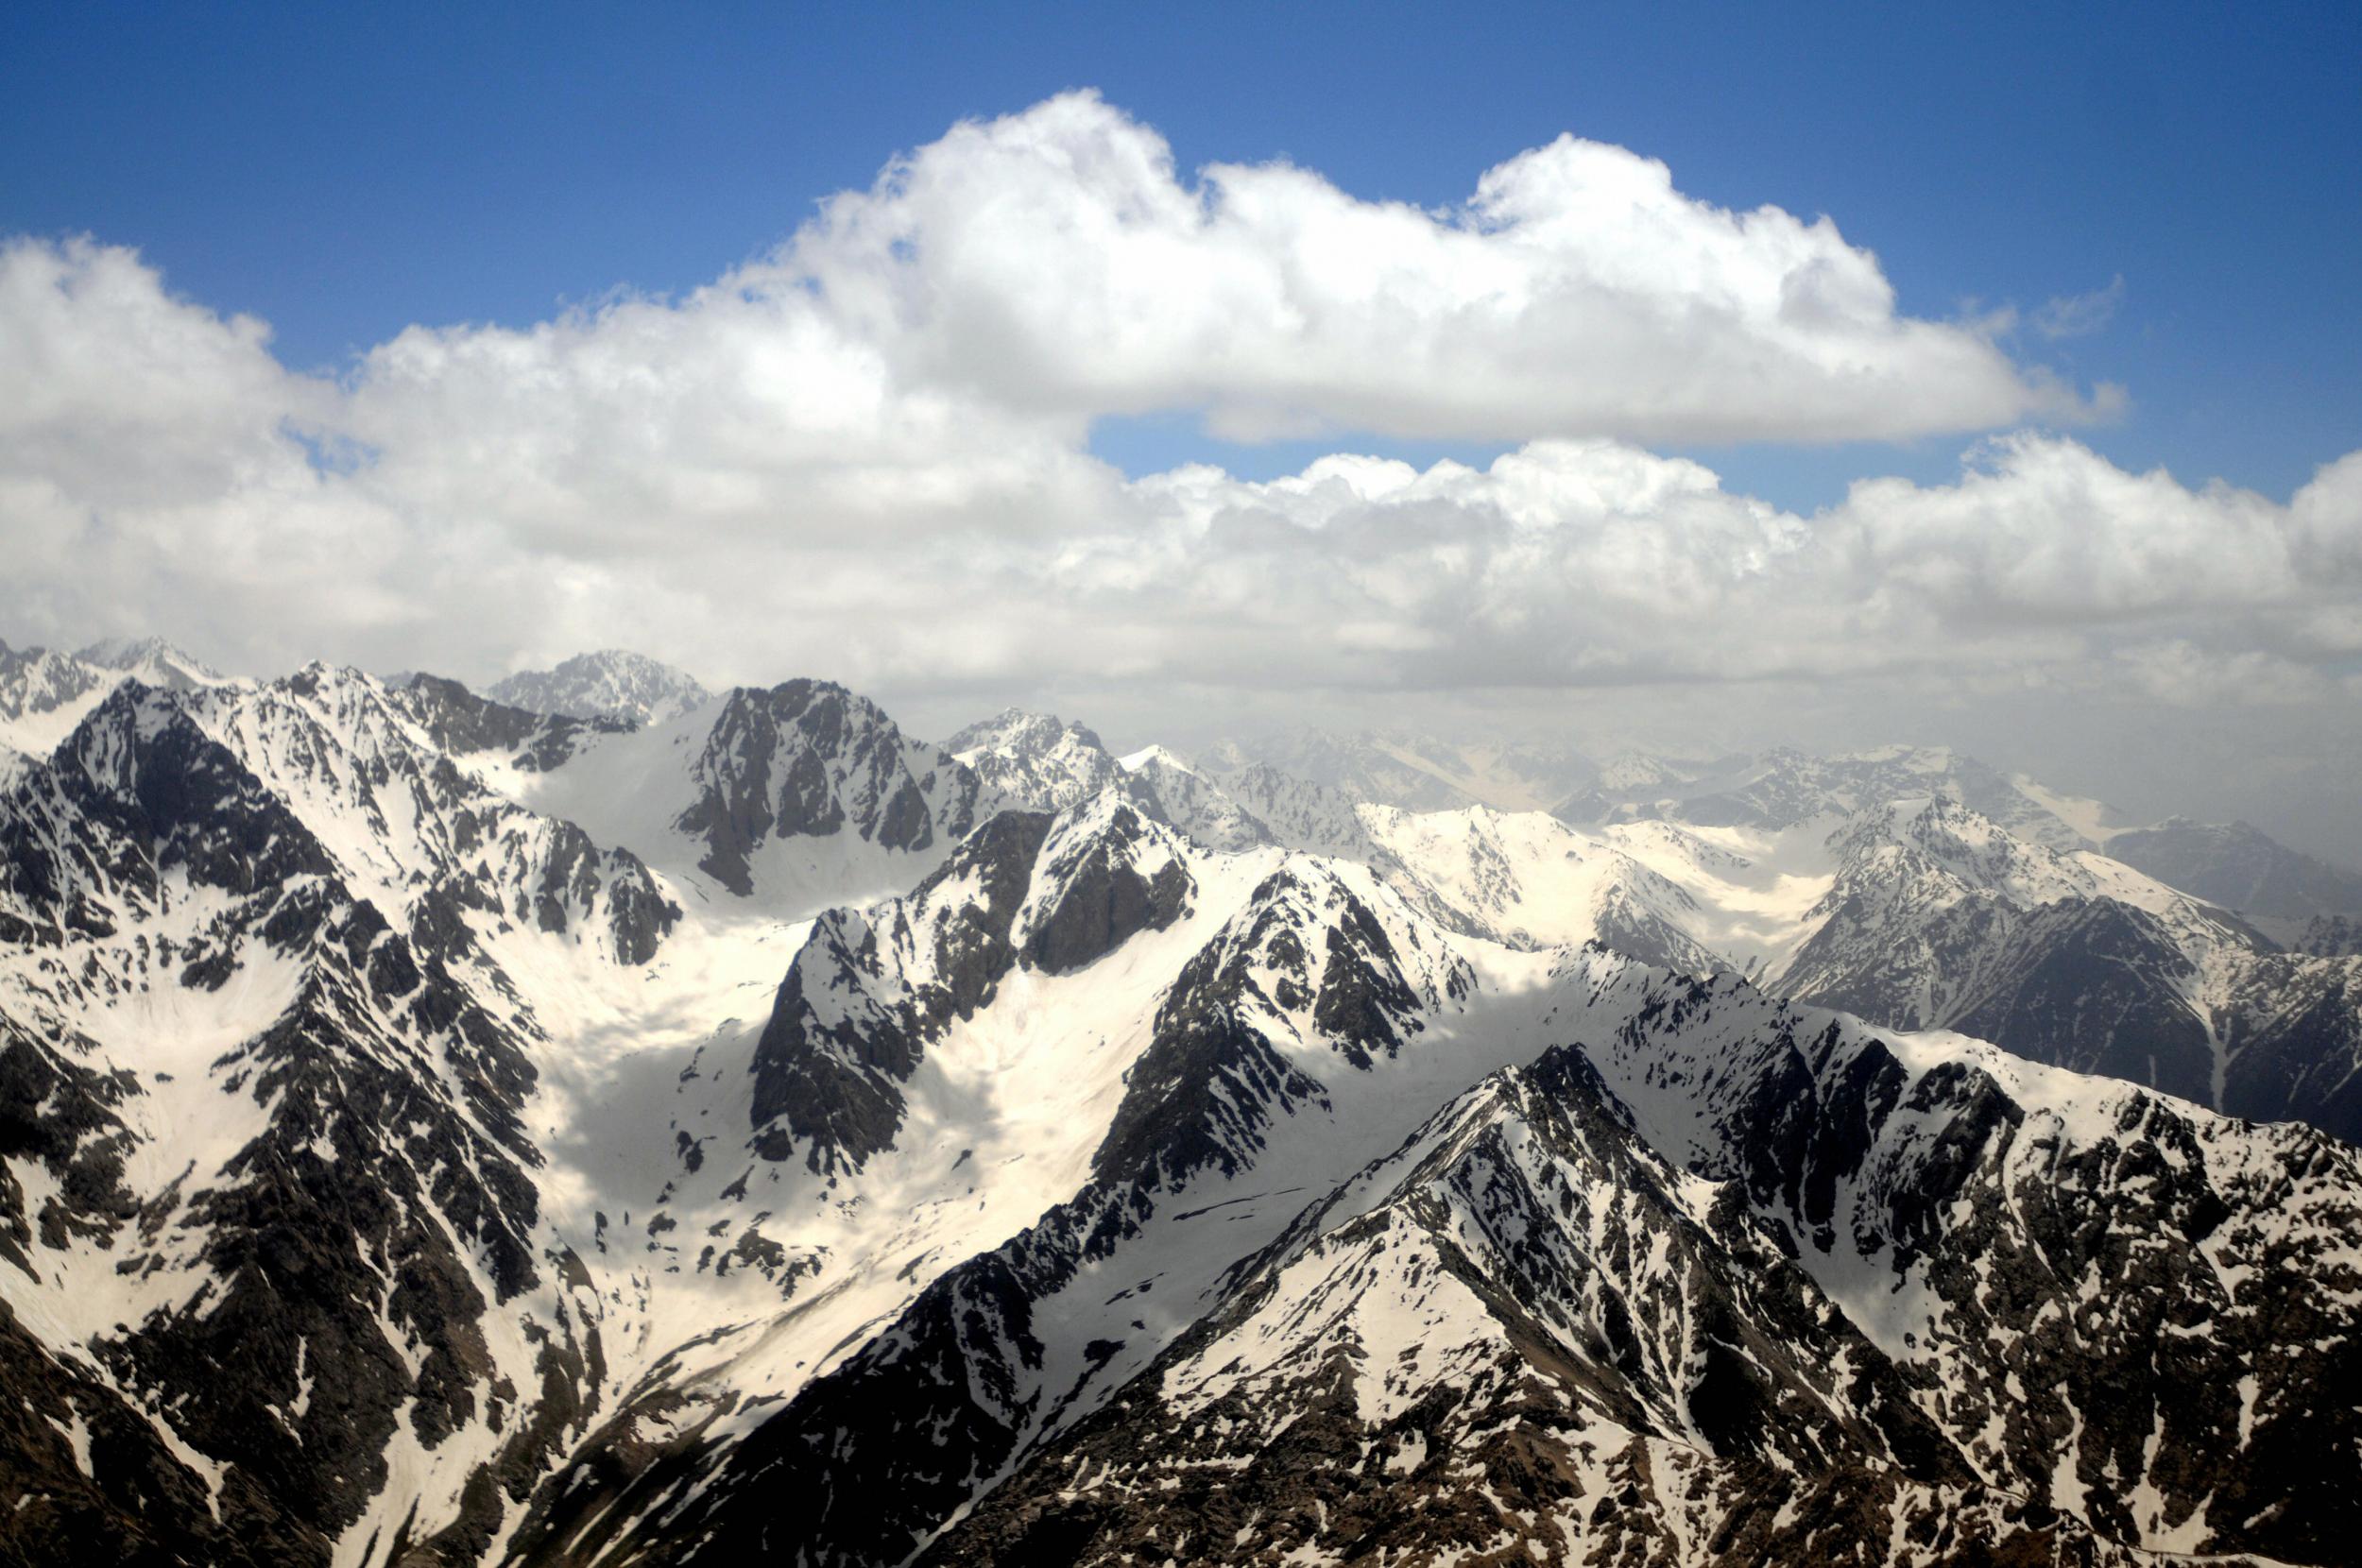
left=0, top=94, right=2351, bottom=781
left=775, top=92, right=2113, bottom=443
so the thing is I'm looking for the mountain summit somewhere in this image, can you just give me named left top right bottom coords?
left=485, top=649, right=711, bottom=727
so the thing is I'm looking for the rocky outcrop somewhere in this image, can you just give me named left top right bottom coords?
left=390, top=673, right=625, bottom=773
left=675, top=680, right=984, bottom=896
left=484, top=650, right=710, bottom=728
left=0, top=684, right=609, bottom=1560
left=1019, top=801, right=1192, bottom=974
left=946, top=707, right=1125, bottom=813
left=935, top=966, right=2362, bottom=1566
left=747, top=810, right=1053, bottom=1172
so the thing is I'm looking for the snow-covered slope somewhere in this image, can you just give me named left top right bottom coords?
left=939, top=963, right=2362, bottom=1566
left=945, top=707, right=1124, bottom=812
left=1121, top=744, right=1276, bottom=850
left=0, top=638, right=113, bottom=757
left=473, top=678, right=994, bottom=917
left=1121, top=746, right=1378, bottom=861
left=1359, top=802, right=1723, bottom=970
left=0, top=637, right=243, bottom=758
left=1745, top=795, right=2362, bottom=1138
left=1117, top=751, right=2362, bottom=1146
left=483, top=815, right=2362, bottom=1567
left=0, top=681, right=618, bottom=1564
left=8, top=648, right=2362, bottom=1568
left=74, top=636, right=240, bottom=695
left=1301, top=784, right=2362, bottom=1144
left=485, top=649, right=711, bottom=727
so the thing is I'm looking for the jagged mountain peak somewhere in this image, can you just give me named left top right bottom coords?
left=15, top=655, right=2362, bottom=1567
left=946, top=704, right=1106, bottom=754
left=0, top=639, right=111, bottom=728
left=72, top=636, right=232, bottom=692
left=485, top=648, right=711, bottom=727
left=407, top=672, right=999, bottom=916
left=2298, top=913, right=2362, bottom=957
left=936, top=958, right=2362, bottom=1565
left=1, top=637, right=206, bottom=758
left=1591, top=747, right=1708, bottom=793
left=1125, top=749, right=1378, bottom=864
left=944, top=705, right=1121, bottom=813
left=684, top=679, right=981, bottom=881
left=745, top=791, right=1203, bottom=1176
left=1115, top=741, right=1190, bottom=773
left=388, top=671, right=624, bottom=772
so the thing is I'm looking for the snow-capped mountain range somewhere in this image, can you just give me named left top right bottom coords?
left=3, top=645, right=2360, bottom=1566
left=0, top=636, right=244, bottom=758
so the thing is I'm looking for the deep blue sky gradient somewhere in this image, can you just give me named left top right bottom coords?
left=4, top=0, right=2356, bottom=507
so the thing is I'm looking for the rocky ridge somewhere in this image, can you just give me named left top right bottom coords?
left=2, top=654, right=2360, bottom=1566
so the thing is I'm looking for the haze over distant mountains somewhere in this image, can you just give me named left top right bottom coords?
left=484, top=650, right=714, bottom=729
left=4, top=636, right=2358, bottom=1565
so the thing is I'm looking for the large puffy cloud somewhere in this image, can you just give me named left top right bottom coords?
left=301, top=82, right=2114, bottom=553
left=0, top=95, right=2349, bottom=725
left=0, top=222, right=2348, bottom=717
left=779, top=92, right=2109, bottom=442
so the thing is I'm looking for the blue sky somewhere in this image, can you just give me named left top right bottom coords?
left=5, top=0, right=2356, bottom=509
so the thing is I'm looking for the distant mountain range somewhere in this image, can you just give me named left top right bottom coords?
left=484, top=649, right=712, bottom=727
left=3, top=643, right=2359, bottom=1566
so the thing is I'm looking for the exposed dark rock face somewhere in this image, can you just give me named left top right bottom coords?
left=1095, top=868, right=1456, bottom=1183
left=0, top=1298, right=275, bottom=1568
left=1788, top=889, right=2217, bottom=1104
left=528, top=816, right=677, bottom=964
left=0, top=682, right=614, bottom=1561
left=748, top=810, right=1054, bottom=1172
left=509, top=858, right=1476, bottom=1568
left=929, top=969, right=2362, bottom=1567
left=674, top=680, right=985, bottom=896
left=1019, top=802, right=1192, bottom=975
left=928, top=1046, right=1984, bottom=1567
left=747, top=800, right=1214, bottom=1176
left=227, top=668, right=682, bottom=966
left=2220, top=952, right=2362, bottom=1143
left=0, top=1015, right=137, bottom=1278
left=2293, top=912, right=2362, bottom=956
left=1576, top=968, right=2362, bottom=1567
left=12, top=669, right=2362, bottom=1568
left=391, top=673, right=626, bottom=773
left=1944, top=898, right=2215, bottom=1100
left=1774, top=845, right=2362, bottom=1142
left=1753, top=797, right=2362, bottom=1142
